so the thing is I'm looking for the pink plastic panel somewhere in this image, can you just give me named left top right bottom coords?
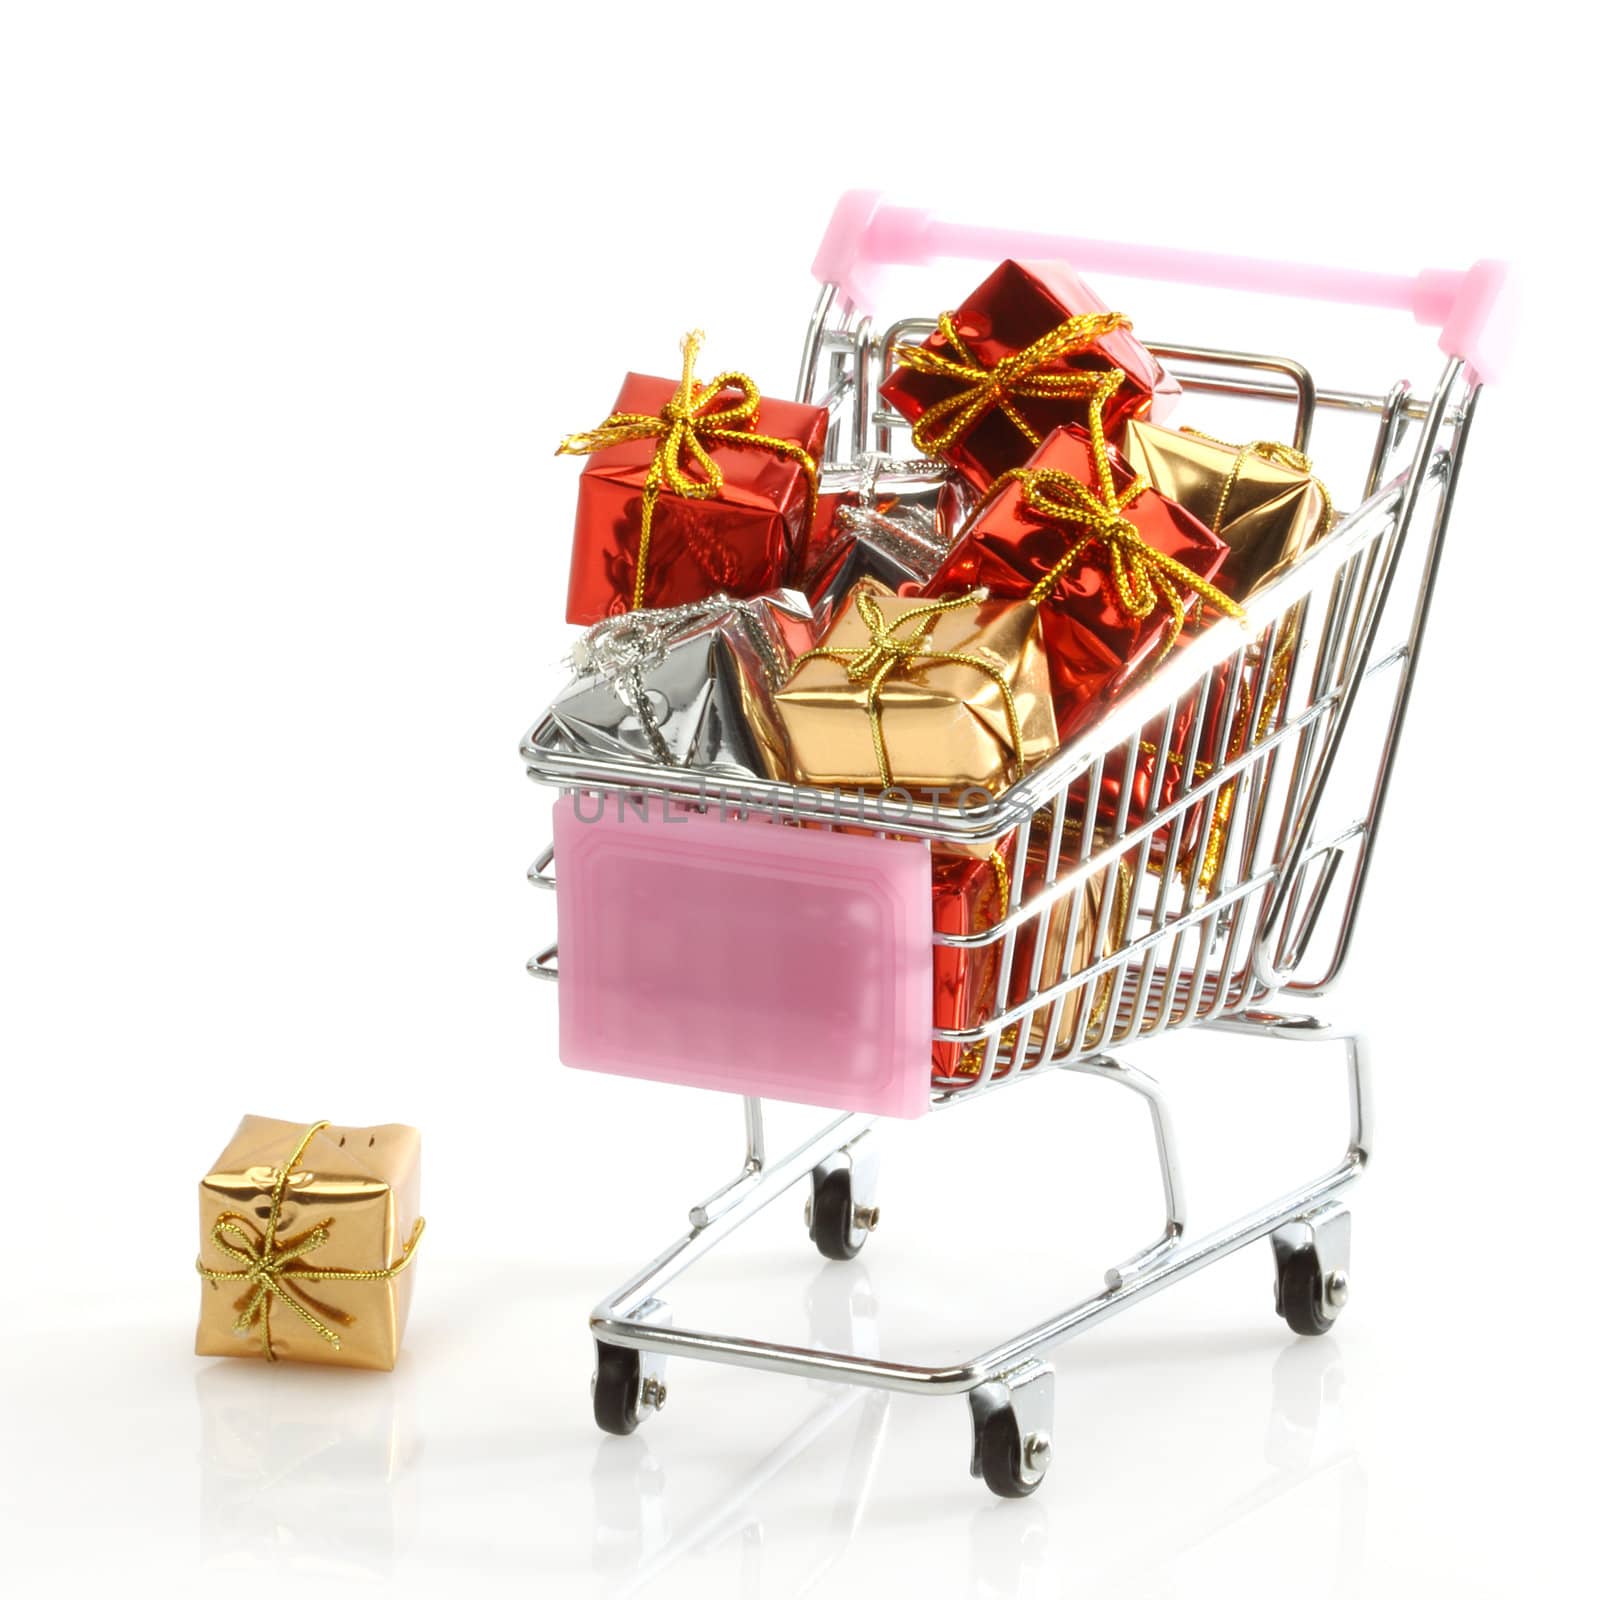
left=553, top=797, right=934, bottom=1119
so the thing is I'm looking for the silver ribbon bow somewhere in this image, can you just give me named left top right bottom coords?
left=567, top=594, right=792, bottom=767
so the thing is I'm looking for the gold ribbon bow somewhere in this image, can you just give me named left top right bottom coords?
left=1009, top=465, right=1246, bottom=660
left=557, top=331, right=820, bottom=611
left=794, top=586, right=1027, bottom=793
left=974, top=386, right=1248, bottom=665
left=892, top=310, right=1135, bottom=458
left=195, top=1121, right=426, bottom=1362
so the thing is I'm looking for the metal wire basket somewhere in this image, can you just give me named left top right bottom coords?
left=521, top=193, right=1499, bottom=1495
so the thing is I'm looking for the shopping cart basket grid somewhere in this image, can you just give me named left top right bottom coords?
left=522, top=194, right=1496, bottom=1495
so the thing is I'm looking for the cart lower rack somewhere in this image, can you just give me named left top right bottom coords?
left=523, top=194, right=1496, bottom=1495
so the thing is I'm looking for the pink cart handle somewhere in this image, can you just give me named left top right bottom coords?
left=813, top=190, right=1512, bottom=382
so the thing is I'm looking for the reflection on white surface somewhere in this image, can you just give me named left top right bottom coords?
left=591, top=1437, right=670, bottom=1575
left=1059, top=1340, right=1367, bottom=1600
left=592, top=1386, right=894, bottom=1595
left=596, top=1261, right=890, bottom=1592
left=194, top=1357, right=419, bottom=1578
left=803, top=1259, right=881, bottom=1369
left=589, top=1262, right=1366, bottom=1600
left=15, top=1241, right=1564, bottom=1596
left=965, top=1499, right=1051, bottom=1600
left=612, top=1387, right=893, bottom=1597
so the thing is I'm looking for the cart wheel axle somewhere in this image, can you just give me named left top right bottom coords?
left=592, top=1342, right=644, bottom=1436
left=806, top=1144, right=879, bottom=1262
left=1271, top=1204, right=1352, bottom=1338
left=1273, top=1248, right=1337, bottom=1337
left=592, top=1300, right=672, bottom=1437
left=969, top=1361, right=1055, bottom=1498
left=807, top=1166, right=864, bottom=1260
left=974, top=1402, right=1051, bottom=1498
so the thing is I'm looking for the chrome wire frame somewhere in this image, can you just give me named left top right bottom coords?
left=588, top=1016, right=1371, bottom=1399
left=525, top=278, right=1479, bottom=1437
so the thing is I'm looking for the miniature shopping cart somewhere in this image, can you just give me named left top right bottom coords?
left=522, top=193, right=1506, bottom=1496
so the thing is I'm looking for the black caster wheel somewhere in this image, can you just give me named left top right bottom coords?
left=1274, top=1244, right=1341, bottom=1337
left=592, top=1343, right=643, bottom=1436
left=974, top=1403, right=1048, bottom=1498
left=808, top=1165, right=867, bottom=1262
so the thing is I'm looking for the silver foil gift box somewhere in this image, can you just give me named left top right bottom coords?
left=801, top=454, right=972, bottom=633
left=546, top=590, right=816, bottom=780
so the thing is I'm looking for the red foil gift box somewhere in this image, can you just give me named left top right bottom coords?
left=879, top=259, right=1178, bottom=493
left=559, top=335, right=828, bottom=625
left=931, top=832, right=1019, bottom=1082
left=924, top=426, right=1235, bottom=743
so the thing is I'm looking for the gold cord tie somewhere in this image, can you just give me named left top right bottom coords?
left=558, top=331, right=820, bottom=610
left=196, top=1121, right=426, bottom=1362
left=893, top=310, right=1135, bottom=458
left=1006, top=463, right=1247, bottom=666
left=795, top=586, right=1028, bottom=792
left=1177, top=429, right=1338, bottom=547
left=956, top=370, right=1248, bottom=667
left=986, top=846, right=1010, bottom=916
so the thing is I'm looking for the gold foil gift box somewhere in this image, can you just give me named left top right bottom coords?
left=1119, top=421, right=1336, bottom=890
left=1013, top=841, right=1136, bottom=1058
left=1118, top=422, right=1333, bottom=600
left=196, top=1116, right=424, bottom=1370
left=772, top=579, right=1058, bottom=797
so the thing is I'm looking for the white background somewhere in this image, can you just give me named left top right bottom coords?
left=1, top=4, right=1589, bottom=1596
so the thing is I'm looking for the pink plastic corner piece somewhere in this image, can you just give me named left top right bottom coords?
left=1437, top=260, right=1514, bottom=384
left=553, top=797, right=934, bottom=1119
left=811, top=190, right=936, bottom=317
